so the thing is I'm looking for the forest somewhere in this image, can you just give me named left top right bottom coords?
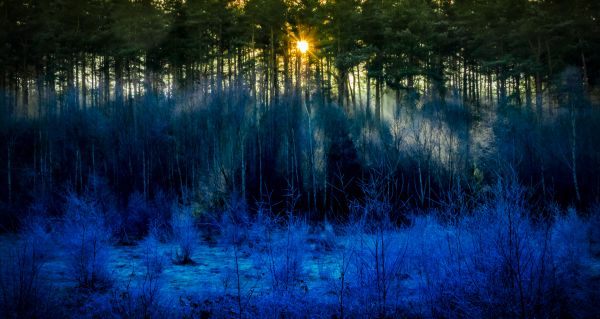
left=1, top=0, right=600, bottom=318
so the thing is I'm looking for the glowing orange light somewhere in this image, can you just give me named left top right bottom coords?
left=297, top=40, right=309, bottom=54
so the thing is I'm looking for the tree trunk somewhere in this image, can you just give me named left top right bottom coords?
left=462, top=58, right=468, bottom=105
left=356, top=65, right=362, bottom=109
left=103, top=56, right=110, bottom=109
left=375, top=78, right=381, bottom=123
left=525, top=75, right=532, bottom=108
left=514, top=73, right=521, bottom=106
left=270, top=28, right=278, bottom=106
left=366, top=75, right=371, bottom=120
left=499, top=68, right=507, bottom=106
left=581, top=51, right=589, bottom=92
left=36, top=64, right=44, bottom=118
left=115, top=56, right=124, bottom=110
left=241, top=137, right=246, bottom=203
left=337, top=68, right=347, bottom=109
left=22, top=76, right=29, bottom=116
left=82, top=54, right=87, bottom=109
left=535, top=72, right=543, bottom=114
left=570, top=106, right=581, bottom=202
left=258, top=128, right=263, bottom=200
left=327, top=58, right=332, bottom=103
left=7, top=142, right=12, bottom=204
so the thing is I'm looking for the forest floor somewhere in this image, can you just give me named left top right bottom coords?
left=0, top=229, right=325, bottom=311
left=0, top=228, right=429, bottom=316
left=1, top=222, right=599, bottom=318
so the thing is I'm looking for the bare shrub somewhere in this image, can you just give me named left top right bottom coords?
left=171, top=204, right=198, bottom=265
left=323, top=223, right=354, bottom=319
left=247, top=211, right=309, bottom=294
left=142, top=225, right=166, bottom=275
left=344, top=219, right=409, bottom=317
left=420, top=178, right=552, bottom=318
left=269, top=214, right=309, bottom=293
left=219, top=199, right=251, bottom=248
left=115, top=191, right=151, bottom=245
left=111, top=229, right=167, bottom=318
left=340, top=173, right=410, bottom=318
left=149, top=190, right=174, bottom=242
left=63, top=193, right=112, bottom=290
left=218, top=198, right=257, bottom=319
left=549, top=209, right=597, bottom=317
left=589, top=203, right=600, bottom=255
left=247, top=204, right=277, bottom=251
left=413, top=175, right=597, bottom=318
left=0, top=219, right=54, bottom=318
left=246, top=187, right=309, bottom=294
left=311, top=219, right=337, bottom=253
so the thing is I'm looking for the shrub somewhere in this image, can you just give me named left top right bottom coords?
left=310, top=220, right=337, bottom=253
left=269, top=214, right=309, bottom=292
left=412, top=176, right=597, bottom=318
left=171, top=204, right=198, bottom=265
left=219, top=201, right=251, bottom=248
left=115, top=192, right=151, bottom=245
left=220, top=201, right=253, bottom=306
left=589, top=203, right=600, bottom=256
left=247, top=204, right=281, bottom=252
left=337, top=173, right=411, bottom=317
left=549, top=209, right=597, bottom=317
left=343, top=215, right=409, bottom=317
left=149, top=189, right=174, bottom=242
left=0, top=219, right=54, bottom=318
left=111, top=229, right=167, bottom=318
left=142, top=225, right=166, bottom=275
left=246, top=208, right=308, bottom=294
left=421, top=179, right=553, bottom=318
left=63, top=193, right=112, bottom=290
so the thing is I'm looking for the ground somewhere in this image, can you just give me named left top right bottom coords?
left=1, top=217, right=599, bottom=318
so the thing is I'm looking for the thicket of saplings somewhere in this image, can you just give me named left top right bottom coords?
left=1, top=165, right=599, bottom=318
left=3, top=66, right=600, bottom=219
left=2, top=75, right=600, bottom=317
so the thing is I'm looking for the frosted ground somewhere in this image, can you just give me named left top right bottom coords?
left=1, top=194, right=599, bottom=318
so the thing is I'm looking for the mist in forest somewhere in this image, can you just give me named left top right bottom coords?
left=1, top=0, right=599, bottom=318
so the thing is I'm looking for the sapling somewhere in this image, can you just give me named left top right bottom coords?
left=171, top=204, right=198, bottom=265
left=63, top=193, right=112, bottom=290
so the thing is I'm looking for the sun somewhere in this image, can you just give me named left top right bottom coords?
left=297, top=40, right=309, bottom=54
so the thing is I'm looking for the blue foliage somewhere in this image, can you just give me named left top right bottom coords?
left=1, top=177, right=598, bottom=318
left=62, top=193, right=113, bottom=290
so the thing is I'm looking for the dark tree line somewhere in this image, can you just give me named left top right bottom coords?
left=2, top=0, right=599, bottom=113
left=1, top=0, right=600, bottom=228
